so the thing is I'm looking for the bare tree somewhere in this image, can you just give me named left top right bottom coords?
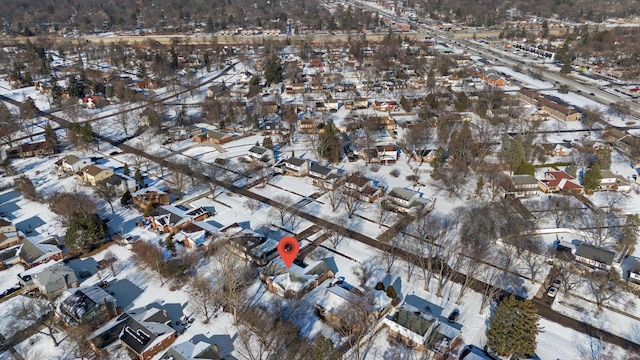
left=168, top=168, right=190, bottom=199
left=102, top=250, right=119, bottom=277
left=270, top=195, right=293, bottom=226
left=341, top=189, right=364, bottom=218
left=326, top=216, right=348, bottom=248
left=95, top=182, right=117, bottom=213
left=116, top=111, right=130, bottom=136
left=478, top=266, right=508, bottom=314
left=236, top=305, right=310, bottom=360
left=132, top=241, right=167, bottom=286
left=48, top=191, right=97, bottom=226
left=211, top=245, right=256, bottom=324
left=582, top=267, right=622, bottom=309
left=244, top=199, right=261, bottom=214
left=15, top=296, right=60, bottom=347
left=187, top=275, right=218, bottom=324
left=326, top=187, right=342, bottom=212
left=546, top=196, right=580, bottom=228
left=331, top=290, right=379, bottom=360
left=521, top=240, right=549, bottom=283
left=62, top=323, right=95, bottom=359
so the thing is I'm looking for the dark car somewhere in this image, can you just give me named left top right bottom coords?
left=447, top=309, right=460, bottom=323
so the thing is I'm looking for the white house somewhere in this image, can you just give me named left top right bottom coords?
left=283, top=157, right=310, bottom=177
left=55, top=155, right=92, bottom=173
left=385, top=187, right=434, bottom=214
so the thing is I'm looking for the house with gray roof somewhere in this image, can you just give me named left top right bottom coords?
left=574, top=243, right=615, bottom=270
left=308, top=163, right=343, bottom=190
left=58, top=285, right=117, bottom=325
left=385, top=187, right=434, bottom=214
left=282, top=157, right=309, bottom=176
left=19, top=261, right=78, bottom=297
left=160, top=341, right=222, bottom=360
left=89, top=307, right=176, bottom=360
left=247, top=146, right=275, bottom=166
left=55, top=155, right=92, bottom=173
left=148, top=205, right=211, bottom=234
left=508, top=175, right=540, bottom=198
left=384, top=295, right=462, bottom=356
left=19, top=236, right=62, bottom=268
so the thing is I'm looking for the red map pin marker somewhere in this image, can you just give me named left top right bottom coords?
left=277, top=236, right=299, bottom=269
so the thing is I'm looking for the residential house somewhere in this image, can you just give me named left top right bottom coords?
left=0, top=244, right=22, bottom=267
left=147, top=205, right=211, bottom=234
left=263, top=121, right=289, bottom=136
left=508, top=175, right=540, bottom=198
left=55, top=155, right=92, bottom=173
left=135, top=79, right=156, bottom=90
left=248, top=146, right=275, bottom=166
left=299, top=118, right=322, bottom=134
left=372, top=100, right=400, bottom=112
left=537, top=171, right=584, bottom=194
left=384, top=296, right=462, bottom=358
left=89, top=307, right=176, bottom=360
left=193, top=130, right=234, bottom=144
left=133, top=189, right=170, bottom=210
left=385, top=187, right=434, bottom=214
left=601, top=129, right=640, bottom=155
left=354, top=98, right=369, bottom=109
left=574, top=243, right=615, bottom=270
left=168, top=126, right=205, bottom=141
left=344, top=173, right=385, bottom=203
left=282, top=157, right=310, bottom=177
left=307, top=163, right=343, bottom=190
left=260, top=258, right=334, bottom=298
left=539, top=143, right=573, bottom=157
left=0, top=219, right=22, bottom=250
left=412, top=149, right=435, bottom=163
left=315, top=281, right=392, bottom=331
left=616, top=175, right=632, bottom=192
left=77, top=165, right=114, bottom=186
left=160, top=341, right=222, bottom=360
left=377, top=144, right=398, bottom=164
left=598, top=169, right=618, bottom=191
left=206, top=83, right=227, bottom=98
left=105, top=173, right=137, bottom=195
left=627, top=261, right=640, bottom=288
left=19, top=236, right=63, bottom=268
left=228, top=230, right=280, bottom=266
left=6, top=141, right=56, bottom=159
left=58, top=285, right=118, bottom=325
left=176, top=220, right=221, bottom=248
left=18, top=261, right=78, bottom=297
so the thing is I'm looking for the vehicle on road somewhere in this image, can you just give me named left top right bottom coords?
left=547, top=287, right=558, bottom=298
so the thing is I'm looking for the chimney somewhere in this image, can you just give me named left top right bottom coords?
left=214, top=344, right=220, bottom=354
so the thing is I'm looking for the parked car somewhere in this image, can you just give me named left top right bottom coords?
left=552, top=278, right=562, bottom=288
left=547, top=287, right=558, bottom=298
left=447, top=309, right=460, bottom=323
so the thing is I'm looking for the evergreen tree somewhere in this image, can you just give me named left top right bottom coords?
left=165, top=234, right=176, bottom=256
left=64, top=214, right=107, bottom=252
left=262, top=136, right=274, bottom=149
left=43, top=123, right=58, bottom=150
left=120, top=190, right=132, bottom=206
left=264, top=56, right=283, bottom=86
left=123, top=163, right=130, bottom=176
left=593, top=146, right=611, bottom=170
left=135, top=168, right=144, bottom=188
left=486, top=294, right=540, bottom=359
left=583, top=164, right=602, bottom=192
left=310, top=334, right=341, bottom=360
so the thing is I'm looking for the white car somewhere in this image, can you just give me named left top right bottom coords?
left=547, top=287, right=558, bottom=298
